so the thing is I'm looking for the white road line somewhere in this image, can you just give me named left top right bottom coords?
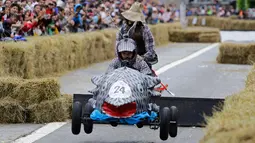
left=13, top=43, right=219, bottom=143
left=13, top=122, right=67, bottom=143
left=155, top=43, right=219, bottom=75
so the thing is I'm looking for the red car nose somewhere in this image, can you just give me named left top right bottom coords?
left=102, top=102, right=136, bottom=118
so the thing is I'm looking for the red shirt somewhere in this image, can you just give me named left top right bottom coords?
left=46, top=8, right=53, bottom=15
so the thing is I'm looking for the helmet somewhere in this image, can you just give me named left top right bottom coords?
left=116, top=38, right=137, bottom=67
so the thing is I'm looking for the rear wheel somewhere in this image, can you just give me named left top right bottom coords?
left=159, top=107, right=170, bottom=141
left=71, top=101, right=82, bottom=135
left=83, top=102, right=94, bottom=134
left=169, top=106, right=178, bottom=137
left=110, top=122, right=118, bottom=127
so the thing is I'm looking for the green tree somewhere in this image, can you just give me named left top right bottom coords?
left=237, top=0, right=250, bottom=10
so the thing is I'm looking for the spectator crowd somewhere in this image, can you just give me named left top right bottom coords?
left=187, top=4, right=255, bottom=19
left=0, top=0, right=254, bottom=39
left=0, top=0, right=181, bottom=38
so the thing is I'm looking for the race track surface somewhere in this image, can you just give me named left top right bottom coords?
left=59, top=43, right=211, bottom=94
left=3, top=40, right=252, bottom=143
left=220, top=31, right=255, bottom=42
left=32, top=43, right=251, bottom=143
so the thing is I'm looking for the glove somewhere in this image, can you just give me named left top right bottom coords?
left=143, top=54, right=158, bottom=65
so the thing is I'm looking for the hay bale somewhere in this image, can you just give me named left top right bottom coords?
left=169, top=29, right=185, bottom=42
left=200, top=63, right=255, bottom=143
left=200, top=126, right=255, bottom=143
left=187, top=16, right=215, bottom=27
left=199, top=33, right=221, bottom=43
left=100, top=29, right=117, bottom=59
left=200, top=90, right=255, bottom=143
left=0, top=42, right=35, bottom=79
left=0, top=97, right=26, bottom=123
left=247, top=54, right=255, bottom=64
left=229, top=15, right=238, bottom=20
left=169, top=27, right=220, bottom=43
left=188, top=16, right=255, bottom=31
left=0, top=77, right=60, bottom=107
left=152, top=23, right=181, bottom=46
left=31, top=34, right=89, bottom=77
left=216, top=54, right=248, bottom=65
left=245, top=65, right=255, bottom=87
left=22, top=30, right=116, bottom=78
left=0, top=48, right=4, bottom=76
left=13, top=78, right=61, bottom=106
left=216, top=43, right=252, bottom=64
left=62, top=94, right=73, bottom=118
left=0, top=77, right=24, bottom=98
left=27, top=96, right=70, bottom=123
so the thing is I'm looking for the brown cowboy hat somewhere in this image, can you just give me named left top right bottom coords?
left=121, top=2, right=146, bottom=23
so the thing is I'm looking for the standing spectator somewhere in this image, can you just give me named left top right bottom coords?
left=0, top=0, right=5, bottom=19
left=56, top=1, right=69, bottom=34
left=70, top=4, right=83, bottom=32
left=2, top=3, right=21, bottom=21
left=151, top=7, right=158, bottom=24
left=2, top=13, right=21, bottom=37
left=160, top=8, right=171, bottom=23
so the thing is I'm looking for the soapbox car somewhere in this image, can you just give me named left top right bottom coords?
left=71, top=64, right=225, bottom=141
left=72, top=96, right=178, bottom=141
left=71, top=66, right=178, bottom=141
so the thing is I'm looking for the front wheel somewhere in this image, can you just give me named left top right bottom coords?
left=159, top=107, right=170, bottom=141
left=169, top=106, right=178, bottom=137
left=83, top=102, right=94, bottom=134
left=71, top=101, right=82, bottom=135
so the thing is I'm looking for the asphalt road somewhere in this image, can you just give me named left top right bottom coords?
left=220, top=31, right=255, bottom=42
left=2, top=43, right=210, bottom=143
left=31, top=43, right=251, bottom=143
left=2, top=41, right=252, bottom=143
left=59, top=43, right=211, bottom=94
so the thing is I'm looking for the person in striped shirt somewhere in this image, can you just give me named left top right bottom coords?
left=115, top=2, right=158, bottom=69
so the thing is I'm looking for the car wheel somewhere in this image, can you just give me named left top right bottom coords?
left=71, top=101, right=82, bottom=135
left=169, top=106, right=178, bottom=137
left=159, top=107, right=170, bottom=141
left=83, top=102, right=94, bottom=134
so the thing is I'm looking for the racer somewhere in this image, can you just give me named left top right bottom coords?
left=115, top=2, right=158, bottom=70
left=106, top=38, right=153, bottom=76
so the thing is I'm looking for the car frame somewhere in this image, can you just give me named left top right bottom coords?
left=71, top=94, right=178, bottom=141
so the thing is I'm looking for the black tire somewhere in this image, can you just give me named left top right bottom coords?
left=169, top=106, right=178, bottom=137
left=136, top=122, right=143, bottom=128
left=83, top=102, right=94, bottom=134
left=71, top=101, right=82, bottom=135
left=159, top=107, right=170, bottom=141
left=110, top=122, right=118, bottom=127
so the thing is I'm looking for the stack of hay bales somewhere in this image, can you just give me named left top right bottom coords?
left=169, top=26, right=221, bottom=43
left=217, top=42, right=255, bottom=64
left=0, top=23, right=183, bottom=79
left=0, top=29, right=117, bottom=79
left=0, top=29, right=117, bottom=123
left=200, top=65, right=255, bottom=143
left=0, top=77, right=71, bottom=123
left=0, top=22, right=185, bottom=123
left=150, top=22, right=182, bottom=46
left=187, top=16, right=255, bottom=31
left=20, top=79, right=68, bottom=123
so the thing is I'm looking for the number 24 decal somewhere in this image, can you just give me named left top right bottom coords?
left=114, top=86, right=125, bottom=94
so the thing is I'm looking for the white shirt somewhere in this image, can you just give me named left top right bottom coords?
left=161, top=12, right=171, bottom=22
left=100, top=11, right=107, bottom=19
